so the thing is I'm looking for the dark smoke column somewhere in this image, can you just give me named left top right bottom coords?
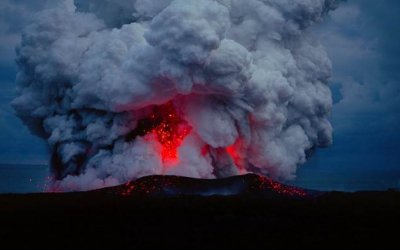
left=12, top=0, right=338, bottom=191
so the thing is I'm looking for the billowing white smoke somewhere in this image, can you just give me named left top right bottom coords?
left=13, top=0, right=337, bottom=191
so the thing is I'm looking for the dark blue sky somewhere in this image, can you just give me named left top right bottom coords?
left=293, top=0, right=400, bottom=190
left=0, top=0, right=399, bottom=191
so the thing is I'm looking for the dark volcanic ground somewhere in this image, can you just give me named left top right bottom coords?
left=0, top=175, right=399, bottom=249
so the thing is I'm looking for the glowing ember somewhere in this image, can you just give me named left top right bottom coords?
left=253, top=175, right=308, bottom=197
left=226, top=138, right=245, bottom=170
left=109, top=174, right=309, bottom=198
left=150, top=103, right=191, bottom=161
left=129, top=102, right=192, bottom=162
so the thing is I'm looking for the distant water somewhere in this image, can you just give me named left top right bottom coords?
left=0, top=164, right=49, bottom=193
left=0, top=164, right=399, bottom=193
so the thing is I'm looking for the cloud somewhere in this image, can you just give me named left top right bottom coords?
left=316, top=1, right=400, bottom=132
left=292, top=0, right=400, bottom=191
left=0, top=0, right=48, bottom=64
left=12, top=0, right=338, bottom=190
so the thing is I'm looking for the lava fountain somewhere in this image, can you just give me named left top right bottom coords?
left=126, top=101, right=192, bottom=165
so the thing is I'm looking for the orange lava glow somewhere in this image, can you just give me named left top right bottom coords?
left=149, top=102, right=192, bottom=162
left=226, top=139, right=245, bottom=170
left=255, top=175, right=307, bottom=197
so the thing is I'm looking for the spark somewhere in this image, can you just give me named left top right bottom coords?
left=145, top=102, right=192, bottom=162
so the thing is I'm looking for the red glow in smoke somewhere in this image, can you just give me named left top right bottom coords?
left=226, top=139, right=245, bottom=170
left=148, top=102, right=192, bottom=162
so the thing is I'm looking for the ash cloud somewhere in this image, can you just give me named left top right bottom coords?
left=12, top=0, right=337, bottom=191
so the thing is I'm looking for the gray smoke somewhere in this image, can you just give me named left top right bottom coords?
left=12, top=0, right=337, bottom=191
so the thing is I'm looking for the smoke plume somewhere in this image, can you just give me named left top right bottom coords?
left=12, top=0, right=337, bottom=191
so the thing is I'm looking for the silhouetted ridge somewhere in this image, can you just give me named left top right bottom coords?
left=99, top=174, right=312, bottom=198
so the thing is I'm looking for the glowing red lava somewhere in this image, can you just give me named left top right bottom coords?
left=226, top=139, right=245, bottom=170
left=137, top=101, right=246, bottom=168
left=147, top=102, right=192, bottom=162
left=254, top=175, right=307, bottom=197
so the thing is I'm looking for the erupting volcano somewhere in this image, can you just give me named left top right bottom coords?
left=127, top=102, right=192, bottom=163
left=12, top=0, right=338, bottom=191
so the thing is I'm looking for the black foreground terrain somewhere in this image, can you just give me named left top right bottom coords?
left=0, top=174, right=399, bottom=249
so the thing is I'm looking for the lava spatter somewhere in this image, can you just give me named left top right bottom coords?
left=131, top=102, right=192, bottom=163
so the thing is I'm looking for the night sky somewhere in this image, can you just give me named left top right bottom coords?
left=0, top=0, right=399, bottom=192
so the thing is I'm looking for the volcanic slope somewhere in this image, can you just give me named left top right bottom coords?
left=0, top=174, right=399, bottom=249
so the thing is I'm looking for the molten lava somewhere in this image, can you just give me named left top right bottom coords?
left=134, top=102, right=192, bottom=162
left=127, top=99, right=249, bottom=169
left=152, top=103, right=191, bottom=161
